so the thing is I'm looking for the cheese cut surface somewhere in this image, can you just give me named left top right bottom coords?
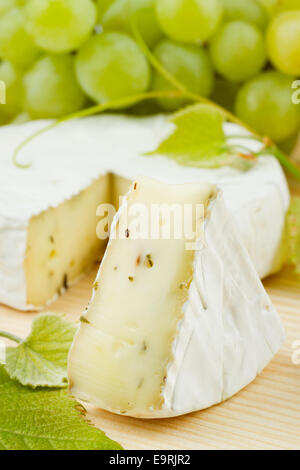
left=68, top=177, right=285, bottom=418
left=25, top=175, right=111, bottom=307
left=0, top=115, right=290, bottom=310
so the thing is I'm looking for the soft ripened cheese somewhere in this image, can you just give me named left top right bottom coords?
left=68, top=177, right=285, bottom=418
left=0, top=115, right=290, bottom=310
left=113, top=167, right=288, bottom=278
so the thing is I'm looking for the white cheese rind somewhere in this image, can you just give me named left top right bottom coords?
left=0, top=115, right=290, bottom=310
left=163, top=193, right=284, bottom=418
left=68, top=181, right=284, bottom=419
left=0, top=215, right=28, bottom=310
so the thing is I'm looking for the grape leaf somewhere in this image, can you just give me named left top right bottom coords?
left=0, top=366, right=123, bottom=450
left=4, top=314, right=77, bottom=389
left=147, top=103, right=252, bottom=169
left=287, top=197, right=300, bottom=276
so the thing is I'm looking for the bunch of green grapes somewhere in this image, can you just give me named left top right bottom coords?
left=0, top=0, right=299, bottom=145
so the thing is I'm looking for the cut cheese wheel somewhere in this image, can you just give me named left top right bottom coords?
left=0, top=115, right=289, bottom=310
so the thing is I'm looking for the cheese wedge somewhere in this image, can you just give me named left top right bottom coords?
left=0, top=115, right=289, bottom=310
left=68, top=177, right=285, bottom=418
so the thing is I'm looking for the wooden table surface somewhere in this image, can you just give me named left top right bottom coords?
left=0, top=264, right=299, bottom=451
left=1, top=148, right=300, bottom=450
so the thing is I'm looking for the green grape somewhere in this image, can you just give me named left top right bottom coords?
left=258, top=0, right=300, bottom=16
left=0, top=7, right=40, bottom=67
left=278, top=131, right=299, bottom=154
left=75, top=32, right=151, bottom=105
left=257, top=0, right=278, bottom=16
left=0, top=60, right=22, bottom=121
left=102, top=0, right=163, bottom=48
left=276, top=0, right=300, bottom=12
left=11, top=111, right=31, bottom=125
left=155, top=0, right=224, bottom=43
left=25, top=0, right=97, bottom=53
left=235, top=71, right=300, bottom=142
left=210, top=21, right=266, bottom=83
left=0, top=114, right=7, bottom=126
left=0, top=0, right=17, bottom=17
left=97, top=0, right=113, bottom=22
left=267, top=11, right=300, bottom=76
left=222, top=0, right=268, bottom=30
left=22, top=55, right=86, bottom=119
left=151, top=39, right=214, bottom=111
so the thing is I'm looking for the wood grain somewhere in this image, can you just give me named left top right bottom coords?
left=1, top=154, right=300, bottom=449
left=0, top=265, right=299, bottom=450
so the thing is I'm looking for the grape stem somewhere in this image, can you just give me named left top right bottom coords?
left=12, top=20, right=300, bottom=184
left=227, top=144, right=256, bottom=158
left=12, top=90, right=183, bottom=168
left=130, top=17, right=255, bottom=134
left=265, top=148, right=300, bottom=181
left=0, top=330, right=22, bottom=344
left=130, top=16, right=300, bottom=183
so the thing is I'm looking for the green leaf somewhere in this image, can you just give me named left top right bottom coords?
left=4, top=314, right=77, bottom=389
left=0, top=366, right=123, bottom=450
left=147, top=103, right=254, bottom=170
left=287, top=197, right=300, bottom=277
left=148, top=104, right=228, bottom=167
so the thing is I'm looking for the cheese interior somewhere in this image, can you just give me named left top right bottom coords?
left=68, top=177, right=215, bottom=416
left=25, top=175, right=111, bottom=307
left=112, top=174, right=131, bottom=210
left=25, top=173, right=133, bottom=308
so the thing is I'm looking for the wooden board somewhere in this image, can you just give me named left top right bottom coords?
left=0, top=265, right=299, bottom=451
left=1, top=158, right=300, bottom=450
